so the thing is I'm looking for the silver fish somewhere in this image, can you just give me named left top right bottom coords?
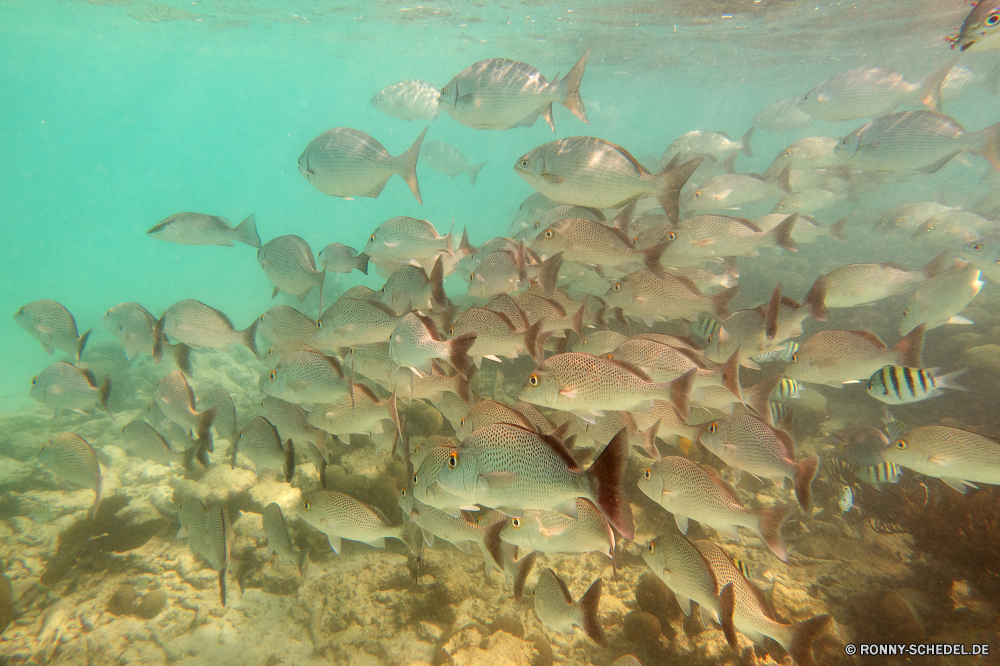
left=204, top=503, right=232, bottom=605
left=199, top=388, right=237, bottom=448
left=602, top=270, right=739, bottom=328
left=532, top=569, right=606, bottom=646
left=306, top=384, right=398, bottom=441
left=449, top=307, right=543, bottom=368
left=262, top=503, right=306, bottom=573
left=235, top=416, right=294, bottom=481
left=570, top=330, right=627, bottom=355
left=661, top=128, right=754, bottom=164
left=752, top=96, right=815, bottom=133
left=147, top=212, right=260, bottom=247
left=420, top=140, right=487, bottom=187
left=371, top=79, right=441, bottom=120
left=508, top=192, right=605, bottom=238
left=30, top=361, right=112, bottom=418
left=873, top=201, right=956, bottom=235
left=389, top=312, right=476, bottom=377
left=951, top=0, right=1000, bottom=52
left=318, top=243, right=370, bottom=275
left=493, top=497, right=614, bottom=559
left=899, top=260, right=983, bottom=334
left=39, top=433, right=102, bottom=519
left=378, top=258, right=445, bottom=315
left=641, top=531, right=724, bottom=626
left=763, top=137, right=844, bottom=179
left=681, top=168, right=792, bottom=213
left=120, top=420, right=206, bottom=470
left=261, top=349, right=349, bottom=405
left=257, top=235, right=325, bottom=304
left=155, top=370, right=217, bottom=445
left=256, top=305, right=317, bottom=348
left=14, top=300, right=91, bottom=361
left=298, top=127, right=426, bottom=204
left=155, top=299, right=258, bottom=358
left=439, top=50, right=589, bottom=132
left=885, top=425, right=1000, bottom=492
left=785, top=326, right=924, bottom=387
left=297, top=491, right=418, bottom=555
left=363, top=216, right=452, bottom=262
left=398, top=481, right=490, bottom=561
left=806, top=253, right=948, bottom=315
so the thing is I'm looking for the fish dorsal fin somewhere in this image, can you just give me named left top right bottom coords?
left=879, top=261, right=911, bottom=271
left=733, top=217, right=763, bottom=233
left=369, top=504, right=390, bottom=525
left=669, top=273, right=704, bottom=296
left=753, top=305, right=767, bottom=317
left=779, top=297, right=801, bottom=309
left=614, top=144, right=649, bottom=177
left=368, top=300, right=400, bottom=318
left=459, top=510, right=478, bottom=525
left=608, top=358, right=653, bottom=383
left=80, top=367, right=99, bottom=388
left=416, top=313, right=442, bottom=341
left=321, top=353, right=345, bottom=380
left=674, top=346, right=710, bottom=369
left=490, top=309, right=518, bottom=333
left=500, top=421, right=577, bottom=471
left=774, top=428, right=796, bottom=459
left=851, top=330, right=887, bottom=350
left=508, top=405, right=539, bottom=432
left=699, top=464, right=743, bottom=504
left=353, top=382, right=381, bottom=405
left=549, top=568, right=575, bottom=604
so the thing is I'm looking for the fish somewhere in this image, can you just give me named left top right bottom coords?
left=764, top=135, right=844, bottom=180
left=771, top=378, right=804, bottom=401
left=262, top=503, right=306, bottom=573
left=515, top=136, right=702, bottom=223
left=262, top=349, right=349, bottom=405
left=298, top=127, right=426, bottom=204
left=234, top=416, right=295, bottom=482
left=363, top=216, right=452, bottom=262
left=315, top=298, right=404, bottom=350
left=370, top=80, right=441, bottom=120
left=518, top=352, right=695, bottom=422
left=784, top=326, right=924, bottom=387
left=661, top=128, right=754, bottom=165
left=508, top=192, right=605, bottom=238
left=857, top=461, right=902, bottom=489
left=489, top=497, right=615, bottom=561
left=961, top=231, right=1000, bottom=283
left=608, top=337, right=742, bottom=401
left=30, top=361, right=112, bottom=418
left=177, top=498, right=211, bottom=567
left=378, top=258, right=446, bottom=314
left=155, top=299, right=258, bottom=359
left=950, top=1, right=1000, bottom=52
left=155, top=370, right=217, bottom=444
left=866, top=365, right=968, bottom=404
left=455, top=400, right=540, bottom=441
left=439, top=50, right=590, bottom=132
left=307, top=384, right=398, bottom=442
left=696, top=540, right=831, bottom=665
left=833, top=110, right=1000, bottom=173
left=39, top=433, right=103, bottom=519
left=256, top=305, right=318, bottom=348
left=204, top=503, right=232, bottom=606
left=120, top=420, right=207, bottom=470
left=837, top=486, right=855, bottom=515
left=693, top=315, right=722, bottom=341
left=434, top=424, right=634, bottom=539
left=602, top=270, right=739, bottom=327
left=398, top=476, right=491, bottom=559
left=14, top=299, right=91, bottom=361
left=641, top=531, right=726, bottom=627
left=610, top=657, right=645, bottom=666
left=898, top=260, right=983, bottom=334
left=318, top=243, right=370, bottom=275
left=910, top=210, right=995, bottom=246
left=296, top=491, right=419, bottom=554
left=884, top=425, right=1000, bottom=492
left=199, top=388, right=237, bottom=449
left=147, top=212, right=260, bottom=247
left=659, top=213, right=798, bottom=258
left=636, top=456, right=791, bottom=561
left=571, top=330, right=627, bottom=355
left=419, top=140, right=487, bottom=187
left=681, top=167, right=792, bottom=213
left=533, top=569, right=606, bottom=646
left=388, top=312, right=476, bottom=377
left=411, top=443, right=472, bottom=512
left=700, top=415, right=820, bottom=512
left=752, top=96, right=816, bottom=132
left=257, top=235, right=325, bottom=305
left=873, top=201, right=956, bottom=235
left=797, top=61, right=954, bottom=121
left=449, top=307, right=543, bottom=368
left=804, top=253, right=949, bottom=316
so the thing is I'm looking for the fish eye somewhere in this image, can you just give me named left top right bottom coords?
left=666, top=232, right=677, bottom=241
left=400, top=489, right=407, bottom=497
left=303, top=501, right=310, bottom=510
left=895, top=218, right=904, bottom=226
left=709, top=422, right=717, bottom=434
left=376, top=96, right=382, bottom=102
left=512, top=517, right=521, bottom=528
left=581, top=339, right=588, bottom=346
left=895, top=439, right=908, bottom=450
left=707, top=334, right=714, bottom=343
left=413, top=473, right=419, bottom=484
left=449, top=327, right=455, bottom=335
left=459, top=417, right=465, bottom=426
left=267, top=348, right=275, bottom=357
left=369, top=234, right=376, bottom=243
left=269, top=371, right=276, bottom=381
left=867, top=382, right=875, bottom=390
left=790, top=353, right=798, bottom=363
left=316, top=320, right=323, bottom=329
left=632, top=236, right=638, bottom=244
left=693, top=191, right=702, bottom=199
left=544, top=229, right=554, bottom=239
left=18, top=308, right=24, bottom=315
left=613, top=283, right=622, bottom=292
left=902, top=309, right=909, bottom=316
left=925, top=225, right=933, bottom=232
left=470, top=272, right=476, bottom=280
left=448, top=451, right=459, bottom=468
left=381, top=286, right=386, bottom=293
left=671, top=142, right=678, bottom=147
left=528, top=374, right=539, bottom=386
left=648, top=542, right=655, bottom=554
left=987, top=12, right=999, bottom=26
left=971, top=244, right=982, bottom=252
left=643, top=468, right=651, bottom=480
left=783, top=151, right=791, bottom=158
left=533, top=221, right=541, bottom=229
left=31, top=377, right=37, bottom=386
left=519, top=159, right=529, bottom=168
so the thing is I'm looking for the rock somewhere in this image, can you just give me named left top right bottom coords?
left=966, top=345, right=1000, bottom=372
left=877, top=589, right=925, bottom=643
left=623, top=610, right=661, bottom=646
left=634, top=574, right=678, bottom=626
left=136, top=590, right=167, bottom=619
left=450, top=630, right=534, bottom=666
left=107, top=584, right=137, bottom=616
left=404, top=401, right=444, bottom=436
left=489, top=615, right=524, bottom=638
left=527, top=634, right=553, bottom=666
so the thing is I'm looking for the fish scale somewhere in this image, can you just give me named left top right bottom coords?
left=603, top=270, right=737, bottom=324
left=178, top=498, right=211, bottom=563
left=641, top=531, right=721, bottom=624
left=14, top=299, right=90, bottom=361
left=297, top=491, right=411, bottom=554
left=884, top=425, right=1000, bottom=490
left=262, top=349, right=349, bottom=404
left=370, top=80, right=440, bottom=121
left=364, top=216, right=451, bottom=261
left=39, top=433, right=102, bottom=519
left=316, top=298, right=403, bottom=350
left=257, top=306, right=318, bottom=347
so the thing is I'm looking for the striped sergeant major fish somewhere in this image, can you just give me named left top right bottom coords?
left=866, top=365, right=968, bottom=404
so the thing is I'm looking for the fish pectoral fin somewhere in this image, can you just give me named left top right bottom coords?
left=288, top=380, right=310, bottom=391
left=541, top=172, right=564, bottom=184
left=456, top=93, right=476, bottom=107
left=573, top=411, right=601, bottom=424
left=841, top=379, right=861, bottom=385
left=673, top=513, right=689, bottom=534
left=559, top=388, right=579, bottom=399
left=383, top=240, right=401, bottom=249
left=673, top=591, right=693, bottom=616
left=480, top=472, right=518, bottom=491
left=327, top=534, right=342, bottom=554
left=692, top=238, right=716, bottom=246
left=483, top=355, right=503, bottom=363
left=942, top=477, right=976, bottom=493
left=947, top=315, right=974, bottom=325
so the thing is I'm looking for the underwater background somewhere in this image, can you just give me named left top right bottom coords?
left=2, top=0, right=1000, bottom=665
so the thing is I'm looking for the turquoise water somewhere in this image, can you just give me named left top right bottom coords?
left=3, top=1, right=1000, bottom=664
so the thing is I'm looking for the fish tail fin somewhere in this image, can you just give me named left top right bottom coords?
left=918, top=56, right=957, bottom=113
left=974, top=119, right=1000, bottom=171
left=537, top=251, right=563, bottom=294
left=739, top=126, right=754, bottom=157
left=152, top=315, right=166, bottom=362
left=355, top=252, right=370, bottom=275
left=771, top=212, right=798, bottom=251
left=895, top=323, right=925, bottom=368
left=642, top=241, right=668, bottom=278
left=640, top=419, right=662, bottom=460
left=219, top=569, right=227, bottom=607
left=173, top=343, right=193, bottom=376
left=722, top=350, right=744, bottom=403
left=788, top=614, right=833, bottom=666
left=99, top=374, right=114, bottom=420
left=827, top=216, right=849, bottom=242
left=197, top=405, right=219, bottom=453
left=711, top=285, right=740, bottom=318
left=579, top=578, right=607, bottom=647
left=757, top=503, right=790, bottom=562
left=922, top=250, right=953, bottom=279
left=468, top=161, right=487, bottom=188
left=571, top=301, right=586, bottom=339
left=429, top=255, right=447, bottom=308
left=513, top=551, right=536, bottom=604
left=88, top=472, right=103, bottom=521
left=524, top=319, right=545, bottom=364
left=448, top=332, right=478, bottom=376
left=453, top=372, right=472, bottom=404
left=655, top=156, right=703, bottom=225
left=747, top=375, right=782, bottom=425
left=399, top=520, right=423, bottom=557
left=765, top=282, right=782, bottom=340
left=283, top=439, right=295, bottom=483
left=77, top=328, right=92, bottom=362
left=558, top=48, right=590, bottom=124
left=937, top=367, right=969, bottom=392
left=483, top=521, right=507, bottom=568
left=586, top=428, right=635, bottom=540
left=719, top=583, right=739, bottom=652
left=667, top=368, right=695, bottom=422
left=804, top=275, right=828, bottom=321
left=235, top=214, right=261, bottom=248
left=241, top=317, right=260, bottom=358
left=794, top=455, right=820, bottom=514
left=401, top=127, right=428, bottom=204
left=183, top=439, right=210, bottom=472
